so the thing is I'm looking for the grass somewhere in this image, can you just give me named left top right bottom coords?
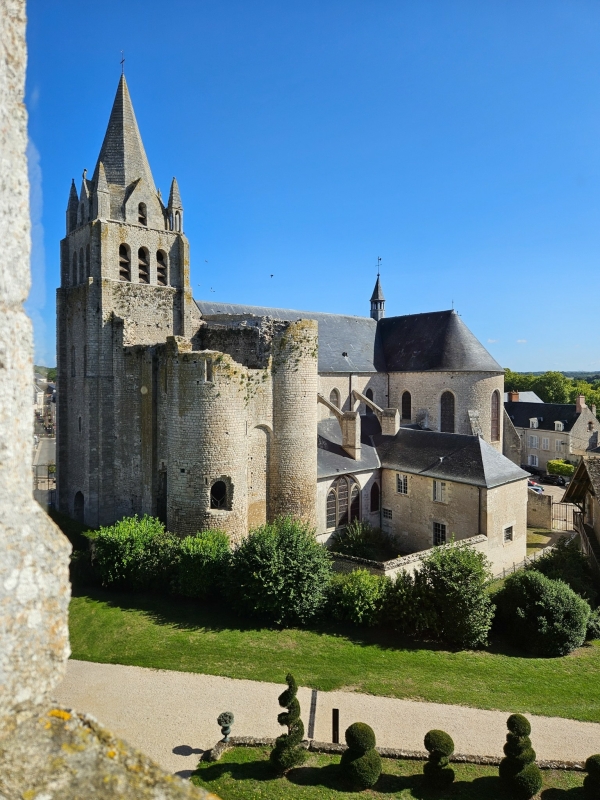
left=69, top=589, right=600, bottom=723
left=526, top=528, right=558, bottom=555
left=190, top=746, right=585, bottom=799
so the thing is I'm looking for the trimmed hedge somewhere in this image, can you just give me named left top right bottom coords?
left=340, top=722, right=381, bottom=790
left=423, top=729, right=455, bottom=788
left=327, top=569, right=390, bottom=627
left=177, top=530, right=230, bottom=599
left=499, top=714, right=541, bottom=799
left=584, top=754, right=600, bottom=798
left=270, top=673, right=306, bottom=773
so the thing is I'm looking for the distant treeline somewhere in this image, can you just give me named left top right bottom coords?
left=505, top=369, right=600, bottom=417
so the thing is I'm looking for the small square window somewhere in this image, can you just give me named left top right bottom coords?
left=504, top=526, right=514, bottom=542
left=433, top=522, right=446, bottom=546
left=433, top=480, right=446, bottom=503
left=382, top=508, right=393, bottom=520
left=396, top=473, right=408, bottom=495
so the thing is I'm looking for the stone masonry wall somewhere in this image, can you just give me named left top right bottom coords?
left=482, top=479, right=528, bottom=572
left=317, top=373, right=389, bottom=420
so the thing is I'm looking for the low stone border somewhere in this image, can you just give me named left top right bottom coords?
left=204, top=736, right=585, bottom=771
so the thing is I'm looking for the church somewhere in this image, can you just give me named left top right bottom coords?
left=57, top=75, right=528, bottom=575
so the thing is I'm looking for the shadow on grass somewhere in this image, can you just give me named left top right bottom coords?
left=193, top=758, right=275, bottom=784
left=541, top=789, right=586, bottom=799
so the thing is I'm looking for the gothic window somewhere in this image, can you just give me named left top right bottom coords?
left=138, top=203, right=147, bottom=226
left=365, top=387, right=374, bottom=415
left=71, top=252, right=77, bottom=285
left=85, top=244, right=91, bottom=278
left=78, top=248, right=84, bottom=284
left=175, top=211, right=181, bottom=231
left=370, top=481, right=380, bottom=512
left=156, top=250, right=168, bottom=286
left=329, top=388, right=340, bottom=417
left=138, top=247, right=150, bottom=284
left=210, top=480, right=228, bottom=510
left=74, top=491, right=84, bottom=523
left=326, top=475, right=360, bottom=529
left=401, top=391, right=411, bottom=421
left=440, top=391, right=455, bottom=433
left=119, top=244, right=131, bottom=281
left=491, top=390, right=501, bottom=442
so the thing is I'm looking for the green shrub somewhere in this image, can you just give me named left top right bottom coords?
left=423, top=729, right=455, bottom=788
left=69, top=549, right=100, bottom=589
left=496, top=570, right=590, bottom=656
left=91, top=515, right=180, bottom=591
left=330, top=521, right=397, bottom=561
left=177, top=530, right=230, bottom=598
left=587, top=609, right=600, bottom=641
left=499, top=714, right=541, bottom=798
left=386, top=570, right=436, bottom=637
left=270, top=674, right=306, bottom=773
left=340, top=722, right=382, bottom=789
left=584, top=754, right=600, bottom=799
left=528, top=536, right=597, bottom=605
left=327, top=569, right=390, bottom=626
left=547, top=459, right=575, bottom=476
left=228, top=516, right=332, bottom=625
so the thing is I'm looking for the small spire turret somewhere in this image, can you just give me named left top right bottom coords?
left=66, top=180, right=78, bottom=234
left=95, top=161, right=110, bottom=219
left=370, top=262, right=385, bottom=321
left=167, top=177, right=183, bottom=232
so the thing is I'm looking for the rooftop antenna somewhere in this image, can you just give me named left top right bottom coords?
left=120, top=50, right=125, bottom=75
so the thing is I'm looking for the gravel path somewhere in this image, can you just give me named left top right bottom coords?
left=55, top=660, right=600, bottom=777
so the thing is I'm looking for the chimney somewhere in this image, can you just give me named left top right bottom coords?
left=576, top=394, right=586, bottom=414
left=341, top=411, right=361, bottom=460
left=592, top=404, right=597, bottom=417
left=508, top=391, right=519, bottom=402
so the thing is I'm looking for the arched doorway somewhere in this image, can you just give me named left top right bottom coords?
left=74, top=491, right=84, bottom=523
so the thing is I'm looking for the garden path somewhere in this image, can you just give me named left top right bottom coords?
left=55, top=660, right=600, bottom=778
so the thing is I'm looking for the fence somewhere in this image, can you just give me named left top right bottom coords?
left=551, top=502, right=576, bottom=532
left=497, top=534, right=577, bottom=580
left=32, top=463, right=56, bottom=509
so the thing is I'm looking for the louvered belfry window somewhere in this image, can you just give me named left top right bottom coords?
left=156, top=250, right=168, bottom=286
left=138, top=248, right=150, bottom=284
left=119, top=244, right=131, bottom=281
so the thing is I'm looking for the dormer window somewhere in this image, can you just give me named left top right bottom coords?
left=138, top=203, right=147, bottom=226
left=554, top=421, right=564, bottom=432
left=529, top=418, right=538, bottom=429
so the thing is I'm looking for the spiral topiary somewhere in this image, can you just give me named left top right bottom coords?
left=499, top=714, right=542, bottom=798
left=270, top=673, right=307, bottom=773
left=584, top=754, right=600, bottom=798
left=340, top=722, right=382, bottom=790
left=423, top=729, right=455, bottom=788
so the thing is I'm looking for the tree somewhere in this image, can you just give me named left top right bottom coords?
left=531, top=371, right=571, bottom=404
left=547, top=459, right=575, bottom=477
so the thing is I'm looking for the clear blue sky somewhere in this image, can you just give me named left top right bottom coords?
left=26, top=0, right=600, bottom=370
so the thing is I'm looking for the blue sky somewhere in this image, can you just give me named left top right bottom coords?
left=26, top=0, right=600, bottom=370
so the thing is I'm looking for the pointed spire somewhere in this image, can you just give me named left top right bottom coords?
left=92, top=75, right=156, bottom=191
left=167, top=177, right=182, bottom=209
left=370, top=275, right=385, bottom=302
left=370, top=274, right=385, bottom=321
left=66, top=179, right=79, bottom=234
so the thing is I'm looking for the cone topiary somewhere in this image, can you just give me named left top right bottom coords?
left=584, top=754, right=600, bottom=798
left=270, top=673, right=307, bottom=773
left=423, top=729, right=455, bottom=788
left=499, top=714, right=542, bottom=798
left=340, top=722, right=382, bottom=790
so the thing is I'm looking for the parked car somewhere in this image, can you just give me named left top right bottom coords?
left=539, top=474, right=566, bottom=487
left=527, top=479, right=544, bottom=494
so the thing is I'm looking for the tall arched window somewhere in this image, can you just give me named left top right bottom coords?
left=175, top=211, right=181, bottom=231
left=210, top=480, right=228, bottom=509
left=156, top=250, right=168, bottom=286
left=138, top=247, right=150, bottom=284
left=138, top=202, right=147, bottom=226
left=365, top=387, right=374, bottom=415
left=85, top=244, right=91, bottom=278
left=491, top=390, right=501, bottom=442
left=71, top=252, right=77, bottom=285
left=401, top=391, right=411, bottom=421
left=370, top=482, right=380, bottom=513
left=329, top=388, right=340, bottom=417
left=440, top=391, right=455, bottom=433
left=119, top=244, right=131, bottom=281
left=326, top=475, right=360, bottom=529
left=78, top=248, right=84, bottom=284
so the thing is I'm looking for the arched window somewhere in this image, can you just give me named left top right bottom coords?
left=119, top=244, right=131, bottom=281
left=365, top=387, right=374, bottom=415
left=138, top=247, right=150, bottom=284
left=329, top=388, right=340, bottom=417
left=156, top=250, right=168, bottom=286
left=326, top=475, right=360, bottom=529
left=210, top=480, right=228, bottom=509
left=440, top=391, right=455, bottom=433
left=175, top=211, right=181, bottom=231
left=74, top=491, right=84, bottom=522
left=85, top=244, right=90, bottom=278
left=138, top=202, right=147, bottom=226
left=78, top=248, right=84, bottom=284
left=491, top=390, right=501, bottom=442
left=401, top=391, right=411, bottom=421
left=71, top=252, right=77, bottom=285
left=70, top=345, right=76, bottom=378
left=370, top=482, right=380, bottom=512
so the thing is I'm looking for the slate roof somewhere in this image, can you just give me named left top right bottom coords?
left=317, top=414, right=528, bottom=487
left=563, top=458, right=600, bottom=505
left=503, top=391, right=543, bottom=403
left=196, top=301, right=501, bottom=375
left=504, top=401, right=581, bottom=432
left=370, top=276, right=385, bottom=302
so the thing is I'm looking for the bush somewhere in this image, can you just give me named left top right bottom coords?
left=340, top=722, right=382, bottom=790
left=228, top=516, right=332, bottom=625
left=496, top=570, right=590, bottom=656
left=270, top=674, right=306, bottom=773
left=418, top=542, right=494, bottom=648
left=386, top=570, right=436, bottom=637
left=177, top=530, right=230, bottom=599
left=326, top=569, right=390, bottom=626
left=587, top=609, right=600, bottom=641
left=91, top=515, right=180, bottom=591
left=547, top=459, right=575, bottom=477
left=423, top=729, right=455, bottom=788
left=69, top=549, right=100, bottom=589
left=528, top=536, right=597, bottom=605
left=330, top=521, right=397, bottom=561
left=585, top=755, right=600, bottom=799
left=499, top=714, right=542, bottom=798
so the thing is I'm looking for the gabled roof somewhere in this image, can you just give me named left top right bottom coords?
left=505, top=401, right=581, bottom=432
left=503, top=391, right=543, bottom=403
left=317, top=415, right=381, bottom=478
left=92, top=75, right=156, bottom=191
left=563, top=458, right=600, bottom=505
left=378, top=310, right=502, bottom=372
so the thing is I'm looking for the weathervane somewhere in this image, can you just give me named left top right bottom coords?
left=120, top=50, right=125, bottom=75
left=376, top=256, right=381, bottom=277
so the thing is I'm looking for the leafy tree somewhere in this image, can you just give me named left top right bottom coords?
left=547, top=459, right=575, bottom=477
left=504, top=369, right=535, bottom=393
left=531, top=371, right=571, bottom=404
left=327, top=569, right=390, bottom=626
left=177, top=529, right=230, bottom=598
left=527, top=536, right=597, bottom=605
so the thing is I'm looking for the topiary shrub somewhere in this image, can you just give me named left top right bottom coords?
left=177, top=530, right=230, bottom=599
left=495, top=570, right=590, bottom=656
left=584, top=754, right=600, bottom=798
left=499, top=714, right=542, bottom=798
left=340, top=722, right=382, bottom=790
left=228, top=516, right=332, bottom=625
left=91, top=515, right=180, bottom=591
left=326, top=569, right=390, bottom=627
left=270, top=674, right=307, bottom=773
left=527, top=535, right=597, bottom=605
left=423, top=729, right=455, bottom=788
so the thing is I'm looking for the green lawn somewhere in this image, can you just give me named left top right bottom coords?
left=69, top=590, right=600, bottom=723
left=191, top=746, right=584, bottom=799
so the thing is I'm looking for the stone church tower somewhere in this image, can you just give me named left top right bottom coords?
left=56, top=76, right=197, bottom=525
